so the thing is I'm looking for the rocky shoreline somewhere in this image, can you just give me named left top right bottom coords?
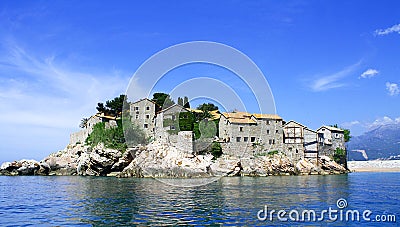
left=0, top=141, right=348, bottom=177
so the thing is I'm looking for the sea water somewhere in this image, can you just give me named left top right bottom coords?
left=0, top=173, right=399, bottom=226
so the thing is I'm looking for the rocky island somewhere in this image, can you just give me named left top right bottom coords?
left=0, top=94, right=349, bottom=177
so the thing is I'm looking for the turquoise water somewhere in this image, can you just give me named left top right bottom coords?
left=0, top=173, right=399, bottom=226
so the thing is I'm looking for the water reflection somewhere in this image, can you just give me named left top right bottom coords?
left=1, top=173, right=399, bottom=226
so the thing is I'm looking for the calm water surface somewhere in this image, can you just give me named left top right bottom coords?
left=0, top=173, right=399, bottom=226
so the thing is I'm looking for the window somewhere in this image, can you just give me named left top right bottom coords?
left=269, top=139, right=272, bottom=145
left=135, top=115, right=139, bottom=119
left=146, top=106, right=150, bottom=111
left=172, top=115, right=176, bottom=120
left=244, top=137, right=248, bottom=142
left=267, top=130, right=270, bottom=134
left=273, top=139, right=275, bottom=144
left=266, top=120, right=270, bottom=125
left=239, top=127, right=243, bottom=132
left=251, top=137, right=256, bottom=142
left=135, top=106, right=139, bottom=111
left=276, top=130, right=279, bottom=133
left=146, top=114, right=150, bottom=119
left=144, top=124, right=148, bottom=128
left=236, top=137, right=241, bottom=142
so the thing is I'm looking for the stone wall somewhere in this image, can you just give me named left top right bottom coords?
left=70, top=129, right=89, bottom=145
left=176, top=131, right=194, bottom=154
left=219, top=115, right=284, bottom=157
left=69, top=116, right=117, bottom=145
left=130, top=98, right=156, bottom=139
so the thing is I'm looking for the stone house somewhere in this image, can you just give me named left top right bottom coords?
left=283, top=121, right=319, bottom=162
left=154, top=104, right=189, bottom=141
left=69, top=113, right=118, bottom=145
left=303, top=128, right=318, bottom=159
left=130, top=98, right=158, bottom=139
left=218, top=112, right=283, bottom=157
left=317, top=126, right=345, bottom=157
left=283, top=121, right=306, bottom=161
left=154, top=104, right=193, bottom=153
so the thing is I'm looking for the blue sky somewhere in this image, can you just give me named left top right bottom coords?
left=0, top=1, right=399, bottom=162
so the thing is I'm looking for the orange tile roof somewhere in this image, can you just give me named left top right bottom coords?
left=221, top=112, right=256, bottom=124
left=252, top=113, right=282, bottom=120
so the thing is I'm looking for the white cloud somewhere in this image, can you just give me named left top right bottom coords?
left=374, top=23, right=400, bottom=36
left=0, top=41, right=143, bottom=161
left=386, top=82, right=400, bottom=96
left=341, top=120, right=361, bottom=128
left=309, top=61, right=360, bottom=92
left=0, top=42, right=137, bottom=129
left=359, top=69, right=379, bottom=79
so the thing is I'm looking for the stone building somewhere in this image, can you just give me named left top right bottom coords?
left=218, top=112, right=283, bottom=157
left=130, top=98, right=157, bottom=139
left=283, top=121, right=306, bottom=161
left=69, top=113, right=118, bottom=145
left=303, top=128, right=318, bottom=159
left=317, top=126, right=345, bottom=157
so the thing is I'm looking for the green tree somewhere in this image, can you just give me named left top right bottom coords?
left=79, top=118, right=89, bottom=128
left=152, top=93, right=175, bottom=111
left=96, top=94, right=127, bottom=117
left=177, top=97, right=183, bottom=106
left=183, top=96, right=190, bottom=108
left=211, top=142, right=223, bottom=159
left=197, top=103, right=218, bottom=112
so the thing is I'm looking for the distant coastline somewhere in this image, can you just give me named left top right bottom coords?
left=348, top=160, right=400, bottom=172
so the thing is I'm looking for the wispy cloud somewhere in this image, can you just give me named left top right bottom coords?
left=308, top=61, right=360, bottom=92
left=386, top=82, right=400, bottom=96
left=359, top=68, right=379, bottom=79
left=374, top=23, right=400, bottom=36
left=0, top=41, right=134, bottom=129
left=341, top=120, right=361, bottom=128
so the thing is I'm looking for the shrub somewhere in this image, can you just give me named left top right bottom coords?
left=268, top=150, right=279, bottom=156
left=211, top=142, right=223, bottom=159
left=333, top=148, right=346, bottom=164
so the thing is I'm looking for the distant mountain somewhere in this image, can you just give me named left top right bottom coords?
left=348, top=123, right=400, bottom=160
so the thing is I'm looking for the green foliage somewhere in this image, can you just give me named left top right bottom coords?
left=86, top=122, right=127, bottom=151
left=343, top=129, right=351, bottom=142
left=197, top=103, right=218, bottom=112
left=122, top=116, right=148, bottom=146
left=152, top=93, right=175, bottom=111
left=96, top=94, right=127, bottom=117
left=179, top=112, right=195, bottom=131
left=211, top=142, right=223, bottom=159
left=193, top=119, right=218, bottom=139
left=333, top=148, right=346, bottom=164
left=183, top=96, right=190, bottom=108
left=86, top=118, right=148, bottom=151
left=268, top=150, right=279, bottom=156
left=200, top=120, right=217, bottom=138
left=177, top=97, right=183, bottom=106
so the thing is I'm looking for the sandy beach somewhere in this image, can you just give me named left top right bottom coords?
left=348, top=160, right=400, bottom=172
